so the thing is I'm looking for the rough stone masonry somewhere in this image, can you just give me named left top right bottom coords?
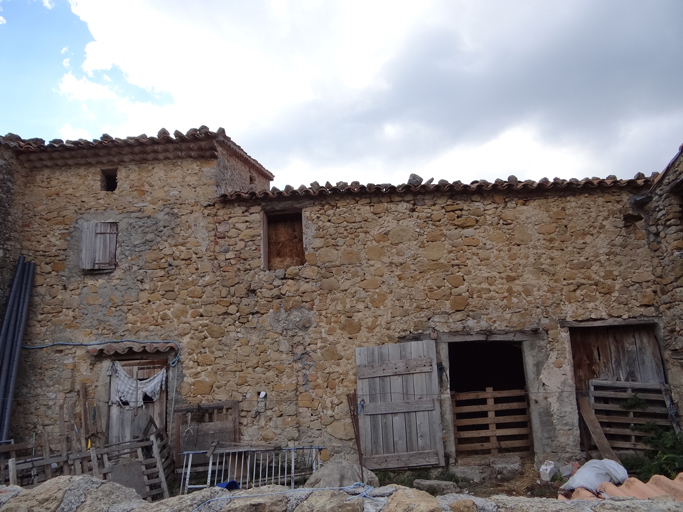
left=0, top=127, right=682, bottom=468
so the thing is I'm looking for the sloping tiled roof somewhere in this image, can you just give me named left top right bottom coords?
left=0, top=126, right=274, bottom=179
left=87, top=342, right=177, bottom=357
left=562, top=473, right=683, bottom=501
left=648, top=142, right=683, bottom=195
left=218, top=173, right=655, bottom=202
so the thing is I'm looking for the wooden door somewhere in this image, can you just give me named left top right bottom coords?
left=570, top=325, right=665, bottom=393
left=355, top=339, right=445, bottom=470
left=108, top=360, right=167, bottom=444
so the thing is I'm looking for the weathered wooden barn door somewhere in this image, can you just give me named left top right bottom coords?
left=355, top=340, right=444, bottom=470
left=569, top=324, right=672, bottom=453
left=570, top=324, right=666, bottom=393
left=108, top=360, right=167, bottom=444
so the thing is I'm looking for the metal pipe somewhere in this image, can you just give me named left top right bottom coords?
left=0, top=260, right=25, bottom=433
left=0, top=257, right=25, bottom=358
left=2, top=261, right=35, bottom=440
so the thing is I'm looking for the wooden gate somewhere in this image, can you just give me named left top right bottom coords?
left=452, top=387, right=533, bottom=457
left=355, top=340, right=444, bottom=470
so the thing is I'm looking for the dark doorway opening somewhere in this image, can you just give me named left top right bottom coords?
left=449, top=341, right=533, bottom=457
left=449, top=341, right=526, bottom=393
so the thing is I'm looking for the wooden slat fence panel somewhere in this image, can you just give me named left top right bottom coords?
left=588, top=379, right=675, bottom=452
left=452, top=387, right=533, bottom=457
left=355, top=340, right=444, bottom=470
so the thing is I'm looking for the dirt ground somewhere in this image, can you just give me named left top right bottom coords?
left=456, top=458, right=564, bottom=499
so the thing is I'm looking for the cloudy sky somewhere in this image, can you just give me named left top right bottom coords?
left=1, top=0, right=682, bottom=188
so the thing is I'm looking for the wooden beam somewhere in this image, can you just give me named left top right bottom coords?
left=453, top=401, right=528, bottom=414
left=260, top=199, right=317, bottom=213
left=356, top=357, right=432, bottom=379
left=590, top=379, right=666, bottom=390
left=456, top=439, right=532, bottom=451
left=453, top=389, right=527, bottom=401
left=455, top=427, right=531, bottom=439
left=0, top=441, right=32, bottom=454
left=561, top=318, right=658, bottom=329
left=437, top=331, right=546, bottom=343
left=454, top=414, right=530, bottom=427
left=577, top=397, right=621, bottom=464
left=363, top=399, right=435, bottom=415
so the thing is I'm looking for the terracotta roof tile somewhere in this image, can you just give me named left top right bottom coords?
left=565, top=472, right=683, bottom=501
left=87, top=342, right=177, bottom=357
left=218, top=173, right=655, bottom=202
left=0, top=126, right=274, bottom=179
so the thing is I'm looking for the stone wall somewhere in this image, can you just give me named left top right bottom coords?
left=643, top=150, right=683, bottom=400
left=10, top=157, right=221, bottom=438
left=0, top=148, right=26, bottom=311
left=216, top=143, right=271, bottom=194
left=7, top=156, right=670, bottom=464
left=189, top=183, right=658, bottom=461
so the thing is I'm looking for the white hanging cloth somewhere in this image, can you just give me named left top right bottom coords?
left=112, top=361, right=166, bottom=408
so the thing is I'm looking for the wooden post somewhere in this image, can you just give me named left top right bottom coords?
left=174, top=411, right=182, bottom=468
left=8, top=458, right=16, bottom=486
left=231, top=401, right=240, bottom=443
left=577, top=396, right=621, bottom=464
left=43, top=432, right=52, bottom=480
left=94, top=405, right=106, bottom=449
left=71, top=432, right=82, bottom=475
left=151, top=432, right=170, bottom=499
left=486, top=387, right=498, bottom=455
left=79, top=383, right=90, bottom=438
left=90, top=448, right=102, bottom=479
left=58, top=401, right=69, bottom=475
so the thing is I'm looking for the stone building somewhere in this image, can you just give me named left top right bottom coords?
left=0, top=126, right=682, bottom=469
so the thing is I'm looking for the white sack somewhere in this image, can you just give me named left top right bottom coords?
left=560, top=459, right=628, bottom=492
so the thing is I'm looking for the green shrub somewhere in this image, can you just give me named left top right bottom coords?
left=622, top=423, right=683, bottom=480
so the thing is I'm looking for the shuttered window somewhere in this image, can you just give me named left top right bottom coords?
left=263, top=211, right=305, bottom=270
left=80, top=222, right=118, bottom=271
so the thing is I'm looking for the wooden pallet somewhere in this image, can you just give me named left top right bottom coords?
left=452, top=388, right=533, bottom=457
left=91, top=427, right=172, bottom=500
left=589, top=379, right=676, bottom=451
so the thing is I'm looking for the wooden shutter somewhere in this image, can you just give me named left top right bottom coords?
left=80, top=221, right=117, bottom=270
left=80, top=222, right=96, bottom=269
left=94, top=222, right=118, bottom=270
left=356, top=339, right=445, bottom=470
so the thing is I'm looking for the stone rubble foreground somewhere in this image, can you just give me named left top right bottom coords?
left=1, top=475, right=682, bottom=512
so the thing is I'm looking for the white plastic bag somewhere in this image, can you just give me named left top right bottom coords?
left=560, top=459, right=628, bottom=492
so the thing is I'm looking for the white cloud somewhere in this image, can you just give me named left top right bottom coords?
left=420, top=125, right=595, bottom=184
left=58, top=123, right=91, bottom=141
left=65, top=0, right=438, bottom=135
left=59, top=72, right=117, bottom=101
left=61, top=46, right=68, bottom=54
left=57, top=0, right=683, bottom=185
left=42, top=0, right=55, bottom=9
left=0, top=16, right=5, bottom=25
left=62, top=58, right=70, bottom=69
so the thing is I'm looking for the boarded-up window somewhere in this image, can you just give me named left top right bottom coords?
left=80, top=221, right=118, bottom=271
left=264, top=212, right=305, bottom=270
